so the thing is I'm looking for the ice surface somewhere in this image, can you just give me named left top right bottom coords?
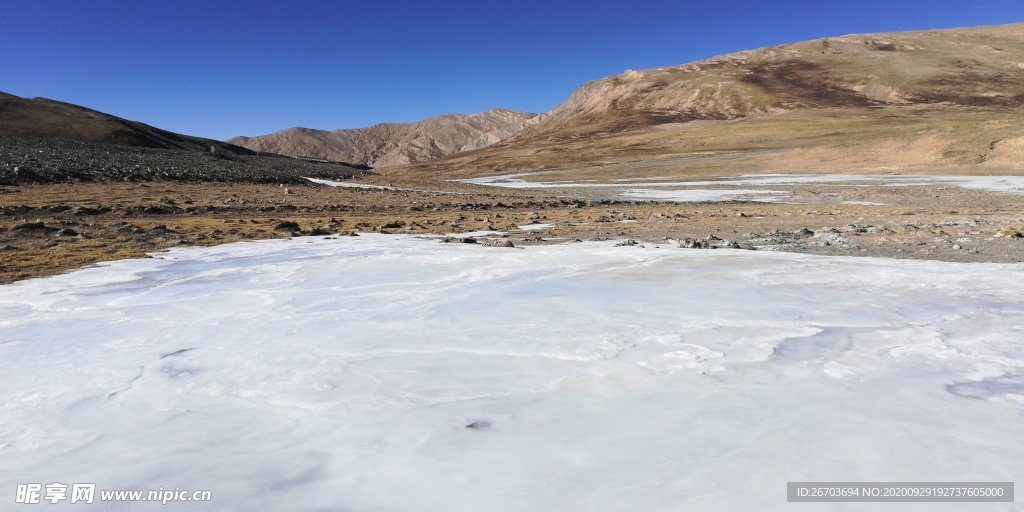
left=516, top=223, right=554, bottom=230
left=1, top=235, right=1023, bottom=511
left=303, top=177, right=396, bottom=189
left=619, top=188, right=788, bottom=202
left=445, top=230, right=507, bottom=238
left=459, top=172, right=1024, bottom=203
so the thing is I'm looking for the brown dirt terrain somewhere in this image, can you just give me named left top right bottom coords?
left=3, top=176, right=1023, bottom=284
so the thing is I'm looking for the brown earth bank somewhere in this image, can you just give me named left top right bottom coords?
left=3, top=177, right=1023, bottom=284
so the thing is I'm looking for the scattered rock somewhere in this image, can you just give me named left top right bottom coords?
left=115, top=222, right=145, bottom=233
left=482, top=239, right=515, bottom=248
left=464, top=420, right=492, bottom=430
left=142, top=205, right=171, bottom=215
left=12, top=221, right=55, bottom=232
left=441, top=236, right=478, bottom=244
left=679, top=237, right=712, bottom=249
left=274, top=221, right=301, bottom=231
left=678, top=235, right=741, bottom=249
left=72, top=206, right=106, bottom=215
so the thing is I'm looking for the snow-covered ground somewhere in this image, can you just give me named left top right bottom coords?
left=516, top=223, right=555, bottom=231
left=303, top=177, right=396, bottom=190
left=1, top=234, right=1022, bottom=511
left=618, top=187, right=789, bottom=202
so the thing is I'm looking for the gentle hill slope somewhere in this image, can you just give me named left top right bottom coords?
left=229, top=108, right=538, bottom=167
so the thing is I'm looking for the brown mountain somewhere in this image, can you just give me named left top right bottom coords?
left=0, top=91, right=253, bottom=154
left=228, top=108, right=538, bottom=167
left=389, top=22, right=1024, bottom=184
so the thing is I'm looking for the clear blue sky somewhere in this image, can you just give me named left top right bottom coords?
left=3, top=0, right=1022, bottom=141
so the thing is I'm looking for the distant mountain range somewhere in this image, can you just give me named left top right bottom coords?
left=5, top=22, right=1024, bottom=178
left=0, top=89, right=536, bottom=168
left=0, top=91, right=252, bottom=155
left=228, top=109, right=539, bottom=167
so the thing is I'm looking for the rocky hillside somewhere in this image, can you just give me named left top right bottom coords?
left=387, top=23, right=1024, bottom=181
left=229, top=108, right=538, bottom=167
left=0, top=135, right=367, bottom=185
left=0, top=91, right=253, bottom=155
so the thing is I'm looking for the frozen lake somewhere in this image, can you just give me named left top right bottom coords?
left=458, top=172, right=1024, bottom=203
left=1, top=234, right=1022, bottom=510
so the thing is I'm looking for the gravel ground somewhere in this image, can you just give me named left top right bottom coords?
left=0, top=136, right=370, bottom=184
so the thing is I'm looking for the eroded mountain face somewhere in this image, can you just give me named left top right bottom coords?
left=229, top=108, right=538, bottom=167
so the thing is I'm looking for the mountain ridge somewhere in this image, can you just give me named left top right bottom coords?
left=229, top=108, right=539, bottom=167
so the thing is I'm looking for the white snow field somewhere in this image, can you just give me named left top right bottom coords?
left=1, top=234, right=1022, bottom=511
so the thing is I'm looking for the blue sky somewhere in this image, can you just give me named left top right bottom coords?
left=3, top=1, right=1022, bottom=141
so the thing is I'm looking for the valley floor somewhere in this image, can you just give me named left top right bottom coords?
left=2, top=173, right=1023, bottom=283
